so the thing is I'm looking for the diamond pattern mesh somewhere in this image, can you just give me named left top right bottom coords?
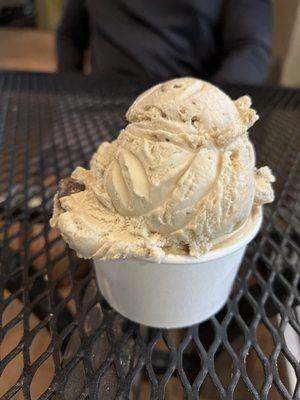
left=0, top=72, right=299, bottom=399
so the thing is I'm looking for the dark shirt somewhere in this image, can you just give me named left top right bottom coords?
left=57, top=0, right=272, bottom=84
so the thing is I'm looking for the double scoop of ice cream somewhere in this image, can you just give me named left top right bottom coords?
left=50, top=77, right=275, bottom=260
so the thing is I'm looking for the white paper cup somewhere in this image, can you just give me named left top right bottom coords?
left=94, top=212, right=262, bottom=328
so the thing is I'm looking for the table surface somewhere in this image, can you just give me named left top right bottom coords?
left=0, top=72, right=299, bottom=400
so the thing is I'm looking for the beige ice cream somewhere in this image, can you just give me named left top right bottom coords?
left=50, top=77, right=275, bottom=260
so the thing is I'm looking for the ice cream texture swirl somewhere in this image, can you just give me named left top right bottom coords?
left=51, top=78, right=275, bottom=260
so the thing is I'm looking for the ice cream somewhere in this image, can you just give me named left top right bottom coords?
left=50, top=77, right=275, bottom=261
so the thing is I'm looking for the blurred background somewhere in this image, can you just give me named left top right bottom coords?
left=0, top=0, right=299, bottom=86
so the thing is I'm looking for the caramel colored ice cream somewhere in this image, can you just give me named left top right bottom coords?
left=50, top=78, right=274, bottom=260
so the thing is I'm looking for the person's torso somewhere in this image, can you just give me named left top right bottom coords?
left=86, top=0, right=223, bottom=80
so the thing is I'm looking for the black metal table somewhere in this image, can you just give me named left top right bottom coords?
left=0, top=72, right=299, bottom=400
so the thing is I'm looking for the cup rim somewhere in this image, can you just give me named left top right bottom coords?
left=136, top=209, right=263, bottom=265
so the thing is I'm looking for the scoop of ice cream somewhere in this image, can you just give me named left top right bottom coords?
left=50, top=77, right=275, bottom=260
left=126, top=78, right=258, bottom=148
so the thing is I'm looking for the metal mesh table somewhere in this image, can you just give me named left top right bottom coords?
left=0, top=72, right=299, bottom=400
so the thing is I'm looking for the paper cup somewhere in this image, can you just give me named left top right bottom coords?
left=94, top=212, right=262, bottom=328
